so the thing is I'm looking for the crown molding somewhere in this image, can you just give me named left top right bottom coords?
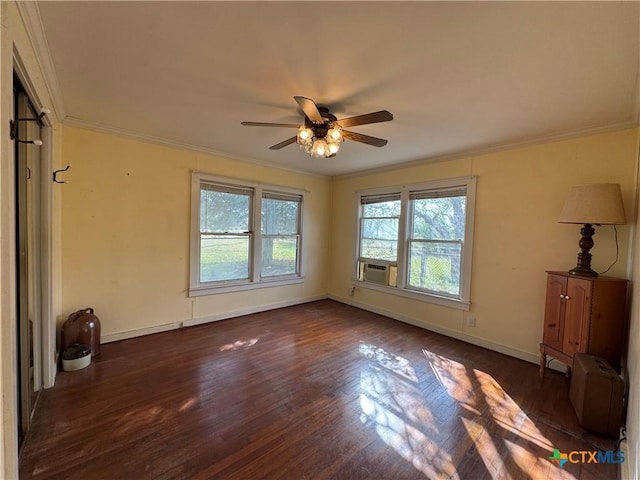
left=62, top=116, right=331, bottom=180
left=335, top=120, right=639, bottom=180
left=64, top=115, right=636, bottom=182
left=16, top=1, right=65, bottom=121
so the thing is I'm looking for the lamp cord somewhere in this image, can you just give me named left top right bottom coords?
left=598, top=225, right=619, bottom=275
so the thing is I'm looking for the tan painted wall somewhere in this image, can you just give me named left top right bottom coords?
left=329, top=128, right=637, bottom=362
left=60, top=126, right=332, bottom=339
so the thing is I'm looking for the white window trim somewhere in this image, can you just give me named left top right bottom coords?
left=189, top=172, right=305, bottom=297
left=355, top=176, right=476, bottom=311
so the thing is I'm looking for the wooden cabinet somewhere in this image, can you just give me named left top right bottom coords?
left=539, top=271, right=628, bottom=377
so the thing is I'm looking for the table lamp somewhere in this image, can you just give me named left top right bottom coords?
left=558, top=183, right=626, bottom=277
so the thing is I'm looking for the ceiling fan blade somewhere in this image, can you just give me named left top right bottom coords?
left=342, top=130, right=388, bottom=147
left=241, top=121, right=299, bottom=128
left=336, top=110, right=393, bottom=128
left=269, top=137, right=297, bottom=150
left=294, top=96, right=323, bottom=123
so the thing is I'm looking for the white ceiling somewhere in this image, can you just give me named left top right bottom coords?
left=33, top=1, right=640, bottom=177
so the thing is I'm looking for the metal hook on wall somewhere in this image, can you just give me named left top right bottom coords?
left=53, top=164, right=71, bottom=184
left=9, top=108, right=49, bottom=145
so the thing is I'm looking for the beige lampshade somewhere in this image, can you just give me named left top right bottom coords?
left=558, top=183, right=626, bottom=225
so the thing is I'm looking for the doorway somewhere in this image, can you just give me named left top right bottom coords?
left=14, top=76, right=44, bottom=446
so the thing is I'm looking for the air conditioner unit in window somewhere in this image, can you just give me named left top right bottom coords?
left=359, top=260, right=397, bottom=287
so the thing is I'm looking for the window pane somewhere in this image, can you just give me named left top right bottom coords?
left=360, top=197, right=400, bottom=262
left=261, top=236, right=298, bottom=277
left=362, top=199, right=401, bottom=218
left=200, top=235, right=249, bottom=282
left=412, top=196, right=466, bottom=240
left=261, top=197, right=300, bottom=235
left=200, top=189, right=250, bottom=233
left=360, top=215, right=399, bottom=261
left=361, top=217, right=398, bottom=261
left=408, top=242, right=461, bottom=296
left=361, top=239, right=398, bottom=262
left=362, top=218, right=398, bottom=241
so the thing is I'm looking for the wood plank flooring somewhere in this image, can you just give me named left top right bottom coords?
left=19, top=300, right=621, bottom=479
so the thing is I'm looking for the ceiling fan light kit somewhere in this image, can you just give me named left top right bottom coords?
left=241, top=96, right=393, bottom=159
left=296, top=119, right=343, bottom=158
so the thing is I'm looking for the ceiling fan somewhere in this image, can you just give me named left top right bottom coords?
left=241, top=96, right=393, bottom=158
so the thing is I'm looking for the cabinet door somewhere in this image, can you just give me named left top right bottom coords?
left=563, top=277, right=592, bottom=356
left=543, top=274, right=567, bottom=350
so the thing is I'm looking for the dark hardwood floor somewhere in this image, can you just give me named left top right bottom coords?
left=20, top=300, right=621, bottom=479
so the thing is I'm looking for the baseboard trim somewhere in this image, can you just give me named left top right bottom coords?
left=101, top=321, right=183, bottom=344
left=182, top=295, right=327, bottom=327
left=329, top=294, right=542, bottom=366
left=101, top=295, right=328, bottom=343
left=102, top=294, right=562, bottom=373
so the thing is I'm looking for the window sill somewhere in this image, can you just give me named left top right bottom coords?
left=189, top=276, right=304, bottom=297
left=354, top=280, right=470, bottom=311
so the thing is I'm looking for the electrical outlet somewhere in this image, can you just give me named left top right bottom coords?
left=349, top=286, right=356, bottom=296
left=466, top=316, right=476, bottom=327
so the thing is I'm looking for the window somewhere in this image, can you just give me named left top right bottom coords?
left=407, top=187, right=466, bottom=297
left=356, top=177, right=476, bottom=309
left=359, top=194, right=401, bottom=262
left=261, top=192, right=302, bottom=279
left=190, top=173, right=304, bottom=296
left=199, top=184, right=252, bottom=283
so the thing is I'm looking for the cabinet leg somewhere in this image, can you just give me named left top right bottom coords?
left=539, top=351, right=546, bottom=377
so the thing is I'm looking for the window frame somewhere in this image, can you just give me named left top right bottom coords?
left=359, top=191, right=402, bottom=264
left=260, top=191, right=303, bottom=280
left=199, top=182, right=254, bottom=284
left=355, top=176, right=476, bottom=311
left=190, top=173, right=305, bottom=296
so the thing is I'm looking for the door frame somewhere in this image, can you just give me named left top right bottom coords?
left=0, top=3, right=56, bottom=476
left=13, top=63, right=56, bottom=422
left=14, top=81, right=55, bottom=443
left=12, top=65, right=56, bottom=391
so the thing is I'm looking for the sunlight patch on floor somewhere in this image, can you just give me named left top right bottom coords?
left=424, top=349, right=570, bottom=479
left=461, top=416, right=502, bottom=476
left=359, top=342, right=458, bottom=479
left=504, top=439, right=558, bottom=478
left=360, top=391, right=459, bottom=479
left=358, top=344, right=569, bottom=479
left=219, top=337, right=259, bottom=351
left=359, top=342, right=419, bottom=382
left=424, top=350, right=479, bottom=407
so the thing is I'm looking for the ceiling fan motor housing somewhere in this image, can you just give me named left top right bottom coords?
left=305, top=107, right=337, bottom=133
